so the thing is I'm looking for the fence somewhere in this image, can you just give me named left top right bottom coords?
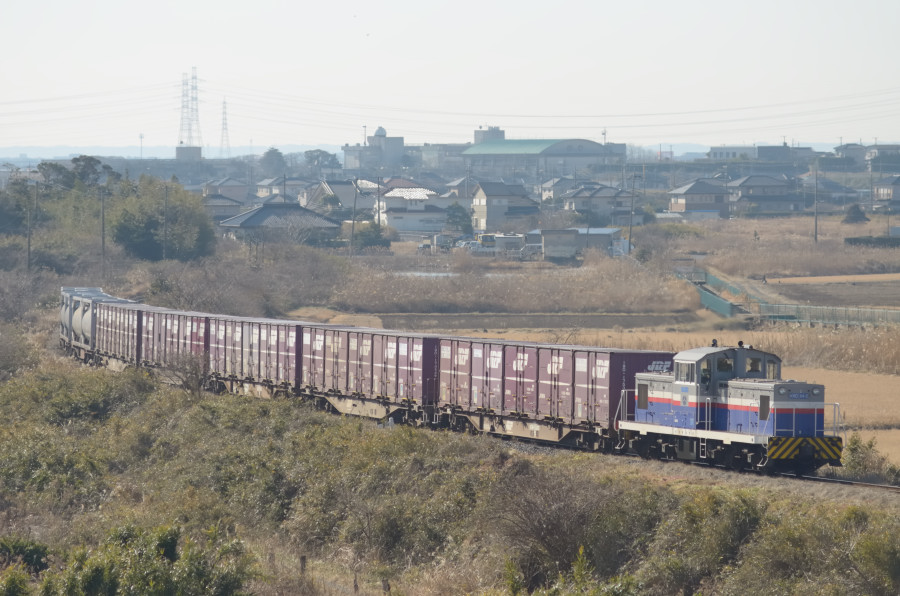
left=677, top=266, right=900, bottom=327
left=757, top=304, right=900, bottom=326
left=696, top=285, right=741, bottom=318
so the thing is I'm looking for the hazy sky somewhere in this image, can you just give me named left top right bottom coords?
left=2, top=0, right=898, bottom=153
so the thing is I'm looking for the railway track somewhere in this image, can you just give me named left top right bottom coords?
left=793, top=474, right=900, bottom=493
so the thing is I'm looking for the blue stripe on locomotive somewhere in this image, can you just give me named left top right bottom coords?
left=635, top=393, right=704, bottom=429
left=635, top=392, right=826, bottom=437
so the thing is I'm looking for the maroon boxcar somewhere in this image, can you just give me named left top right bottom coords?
left=139, top=307, right=176, bottom=366
left=208, top=316, right=256, bottom=381
left=253, top=318, right=299, bottom=388
left=573, top=348, right=673, bottom=427
left=298, top=326, right=440, bottom=419
left=441, top=341, right=674, bottom=444
left=321, top=327, right=347, bottom=393
left=393, top=332, right=441, bottom=407
left=150, top=309, right=208, bottom=367
left=536, top=346, right=576, bottom=421
left=301, top=324, right=333, bottom=391
left=95, top=302, right=143, bottom=365
left=503, top=342, right=539, bottom=417
left=208, top=316, right=301, bottom=395
left=340, top=328, right=440, bottom=406
left=301, top=323, right=365, bottom=392
left=439, top=338, right=474, bottom=411
left=208, top=315, right=234, bottom=381
left=343, top=327, right=372, bottom=396
left=458, top=338, right=504, bottom=414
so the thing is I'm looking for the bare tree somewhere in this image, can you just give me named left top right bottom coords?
left=160, top=352, right=208, bottom=401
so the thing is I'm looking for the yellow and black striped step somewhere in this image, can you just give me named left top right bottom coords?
left=767, top=436, right=843, bottom=461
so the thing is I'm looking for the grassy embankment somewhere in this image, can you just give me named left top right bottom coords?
left=1, top=357, right=900, bottom=594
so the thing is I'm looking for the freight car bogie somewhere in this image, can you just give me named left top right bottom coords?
left=205, top=377, right=229, bottom=395
left=451, top=411, right=619, bottom=453
left=457, top=412, right=576, bottom=445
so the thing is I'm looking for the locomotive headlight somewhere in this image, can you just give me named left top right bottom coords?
left=778, top=388, right=787, bottom=395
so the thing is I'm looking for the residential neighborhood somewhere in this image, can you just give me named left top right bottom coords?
left=5, top=124, right=900, bottom=258
left=189, top=126, right=900, bottom=254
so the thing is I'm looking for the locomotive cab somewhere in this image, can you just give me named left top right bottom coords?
left=633, top=344, right=782, bottom=431
left=687, top=344, right=780, bottom=398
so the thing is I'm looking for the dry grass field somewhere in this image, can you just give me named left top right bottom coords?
left=763, top=273, right=900, bottom=308
left=329, top=252, right=700, bottom=314
left=660, top=215, right=900, bottom=279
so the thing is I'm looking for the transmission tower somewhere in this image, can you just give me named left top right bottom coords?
left=219, top=99, right=231, bottom=158
left=177, top=67, right=202, bottom=147
left=190, top=67, right=202, bottom=146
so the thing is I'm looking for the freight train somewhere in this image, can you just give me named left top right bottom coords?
left=59, top=287, right=843, bottom=474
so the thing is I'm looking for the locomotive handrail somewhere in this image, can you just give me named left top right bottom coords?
left=615, top=389, right=635, bottom=427
left=829, top=403, right=845, bottom=439
left=769, top=402, right=844, bottom=438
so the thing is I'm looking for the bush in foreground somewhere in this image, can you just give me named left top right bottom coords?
left=39, top=524, right=255, bottom=595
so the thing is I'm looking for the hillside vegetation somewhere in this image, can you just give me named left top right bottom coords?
left=1, top=359, right=899, bottom=594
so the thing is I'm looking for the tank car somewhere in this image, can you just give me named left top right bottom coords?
left=617, top=342, right=843, bottom=474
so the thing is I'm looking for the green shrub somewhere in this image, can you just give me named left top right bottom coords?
left=39, top=524, right=256, bottom=595
left=485, top=460, right=669, bottom=589
left=0, top=536, right=49, bottom=574
left=715, top=504, right=900, bottom=596
left=841, top=432, right=900, bottom=484
left=635, top=490, right=763, bottom=595
left=0, top=565, right=31, bottom=596
left=0, top=367, right=156, bottom=427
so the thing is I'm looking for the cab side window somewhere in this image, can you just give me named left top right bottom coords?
left=676, top=362, right=695, bottom=383
left=700, top=358, right=712, bottom=385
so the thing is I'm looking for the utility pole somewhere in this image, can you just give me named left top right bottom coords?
left=813, top=164, right=818, bottom=244
left=628, top=174, right=641, bottom=255
left=349, top=177, right=358, bottom=258
left=27, top=182, right=36, bottom=272
left=163, top=184, right=169, bottom=260
left=100, top=188, right=106, bottom=279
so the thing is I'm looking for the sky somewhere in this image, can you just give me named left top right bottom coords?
left=2, top=0, right=899, bottom=157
